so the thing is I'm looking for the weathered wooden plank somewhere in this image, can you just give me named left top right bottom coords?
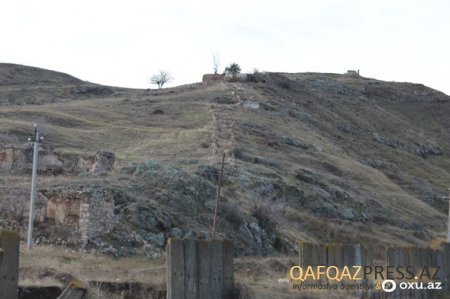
left=222, top=239, right=234, bottom=298
left=0, top=230, right=20, bottom=299
left=184, top=239, right=199, bottom=299
left=198, top=240, right=212, bottom=299
left=211, top=239, right=224, bottom=299
left=167, top=238, right=185, bottom=299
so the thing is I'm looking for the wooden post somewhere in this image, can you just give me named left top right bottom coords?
left=198, top=240, right=212, bottom=299
left=222, top=240, right=234, bottom=297
left=167, top=239, right=186, bottom=299
left=210, top=240, right=224, bottom=298
left=184, top=239, right=199, bottom=299
left=0, top=230, right=20, bottom=299
left=211, top=153, right=225, bottom=239
left=166, top=239, right=234, bottom=299
left=447, top=188, right=450, bottom=243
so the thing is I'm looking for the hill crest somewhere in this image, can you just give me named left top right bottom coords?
left=0, top=63, right=83, bottom=86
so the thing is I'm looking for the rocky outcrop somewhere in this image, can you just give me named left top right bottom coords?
left=372, top=133, right=443, bottom=158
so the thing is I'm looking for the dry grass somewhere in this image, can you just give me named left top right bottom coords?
left=19, top=245, right=299, bottom=298
left=233, top=256, right=368, bottom=299
left=0, top=85, right=215, bottom=163
left=19, top=244, right=165, bottom=287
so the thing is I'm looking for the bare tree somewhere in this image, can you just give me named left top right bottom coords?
left=213, top=53, right=220, bottom=74
left=150, top=70, right=172, bottom=89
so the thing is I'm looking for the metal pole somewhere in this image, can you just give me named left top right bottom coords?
left=211, top=153, right=226, bottom=239
left=27, top=125, right=41, bottom=250
left=448, top=188, right=450, bottom=243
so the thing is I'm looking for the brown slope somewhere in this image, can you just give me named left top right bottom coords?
left=1, top=67, right=450, bottom=256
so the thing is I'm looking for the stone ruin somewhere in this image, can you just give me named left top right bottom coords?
left=77, top=150, right=115, bottom=174
left=202, top=73, right=225, bottom=82
left=18, top=188, right=117, bottom=246
left=346, top=69, right=360, bottom=77
left=202, top=73, right=248, bottom=83
left=0, top=144, right=115, bottom=175
left=0, top=143, right=64, bottom=174
left=92, top=150, right=115, bottom=174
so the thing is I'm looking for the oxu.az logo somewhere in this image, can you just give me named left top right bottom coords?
left=381, top=279, right=443, bottom=292
left=382, top=280, right=396, bottom=292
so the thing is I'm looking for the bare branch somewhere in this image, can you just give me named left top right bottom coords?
left=213, top=53, right=220, bottom=75
left=150, top=70, right=172, bottom=89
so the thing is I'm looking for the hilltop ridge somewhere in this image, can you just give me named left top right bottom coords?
left=0, top=63, right=449, bottom=257
left=0, top=63, right=82, bottom=85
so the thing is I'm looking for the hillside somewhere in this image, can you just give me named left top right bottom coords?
left=1, top=63, right=449, bottom=257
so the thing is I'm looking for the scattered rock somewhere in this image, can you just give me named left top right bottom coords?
left=295, top=169, right=322, bottom=185
left=243, top=100, right=259, bottom=109
left=70, top=86, right=113, bottom=96
left=282, top=136, right=310, bottom=149
left=91, top=151, right=115, bottom=174
left=372, top=133, right=442, bottom=158
left=336, top=123, right=359, bottom=135
left=152, top=109, right=164, bottom=114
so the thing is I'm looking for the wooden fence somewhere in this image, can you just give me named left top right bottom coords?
left=298, top=242, right=450, bottom=298
left=0, top=229, right=20, bottom=299
left=166, top=238, right=234, bottom=299
left=165, top=238, right=450, bottom=298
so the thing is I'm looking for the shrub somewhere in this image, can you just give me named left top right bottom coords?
left=224, top=63, right=241, bottom=77
left=252, top=204, right=278, bottom=234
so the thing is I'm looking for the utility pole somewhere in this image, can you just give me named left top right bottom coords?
left=27, top=124, right=43, bottom=250
left=448, top=188, right=450, bottom=243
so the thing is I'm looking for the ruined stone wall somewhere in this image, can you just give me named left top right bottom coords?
left=0, top=145, right=115, bottom=175
left=79, top=197, right=116, bottom=244
left=39, top=189, right=117, bottom=244
left=202, top=74, right=225, bottom=82
left=0, top=144, right=64, bottom=174
left=1, top=186, right=118, bottom=245
left=44, top=192, right=87, bottom=226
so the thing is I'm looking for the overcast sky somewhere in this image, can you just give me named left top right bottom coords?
left=2, top=0, right=449, bottom=94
